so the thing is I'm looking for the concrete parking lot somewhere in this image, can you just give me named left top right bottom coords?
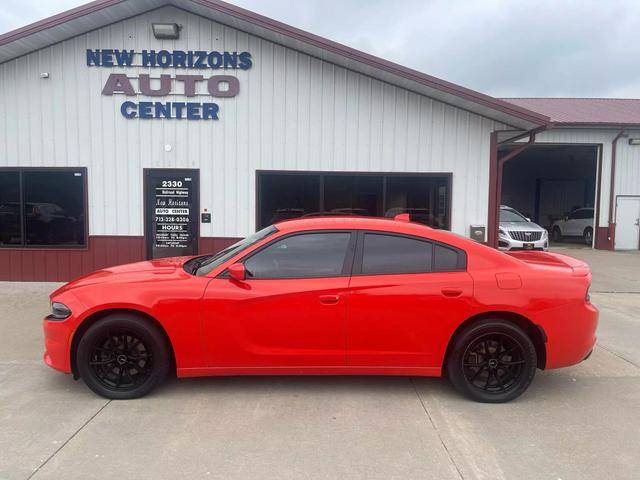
left=1, top=247, right=639, bottom=480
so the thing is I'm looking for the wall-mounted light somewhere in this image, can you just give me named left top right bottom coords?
left=629, top=138, right=640, bottom=145
left=152, top=23, right=181, bottom=40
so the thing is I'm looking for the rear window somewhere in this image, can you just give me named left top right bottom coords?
left=362, top=234, right=433, bottom=275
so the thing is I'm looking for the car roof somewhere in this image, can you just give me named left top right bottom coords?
left=274, top=215, right=412, bottom=231
left=272, top=216, right=467, bottom=245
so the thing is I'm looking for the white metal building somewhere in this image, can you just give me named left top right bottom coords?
left=0, top=0, right=638, bottom=281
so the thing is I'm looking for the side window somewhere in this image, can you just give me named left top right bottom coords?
left=575, top=209, right=593, bottom=220
left=244, top=232, right=351, bottom=279
left=434, top=244, right=465, bottom=271
left=361, top=234, right=433, bottom=274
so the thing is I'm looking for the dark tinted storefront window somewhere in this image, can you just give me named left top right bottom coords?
left=0, top=169, right=87, bottom=248
left=259, top=174, right=320, bottom=228
left=257, top=172, right=451, bottom=230
left=324, top=175, right=383, bottom=217
left=0, top=172, right=21, bottom=245
left=385, top=176, right=450, bottom=229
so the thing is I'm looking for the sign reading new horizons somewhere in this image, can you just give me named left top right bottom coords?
left=87, top=49, right=253, bottom=120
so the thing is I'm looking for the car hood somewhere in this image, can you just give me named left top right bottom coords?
left=51, top=256, right=194, bottom=297
left=500, top=221, right=545, bottom=231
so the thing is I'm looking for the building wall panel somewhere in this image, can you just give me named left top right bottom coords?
left=0, top=5, right=510, bottom=247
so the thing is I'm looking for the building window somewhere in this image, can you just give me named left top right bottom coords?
left=0, top=168, right=87, bottom=248
left=257, top=171, right=451, bottom=230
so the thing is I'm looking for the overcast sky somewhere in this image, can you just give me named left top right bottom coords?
left=2, top=0, right=639, bottom=98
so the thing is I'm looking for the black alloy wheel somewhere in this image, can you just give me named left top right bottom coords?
left=77, top=314, right=170, bottom=399
left=88, top=331, right=154, bottom=391
left=552, top=227, right=562, bottom=242
left=583, top=227, right=593, bottom=246
left=447, top=320, right=537, bottom=403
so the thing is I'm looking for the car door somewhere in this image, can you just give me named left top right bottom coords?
left=564, top=210, right=580, bottom=236
left=346, top=232, right=474, bottom=368
left=201, top=231, right=355, bottom=368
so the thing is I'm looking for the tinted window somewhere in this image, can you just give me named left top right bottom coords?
left=0, top=172, right=21, bottom=245
left=257, top=172, right=452, bottom=231
left=385, top=176, right=450, bottom=229
left=434, top=244, right=464, bottom=271
left=362, top=234, right=432, bottom=275
left=324, top=175, right=383, bottom=217
left=574, top=209, right=593, bottom=220
left=258, top=174, right=320, bottom=228
left=244, top=232, right=351, bottom=279
left=0, top=169, right=87, bottom=248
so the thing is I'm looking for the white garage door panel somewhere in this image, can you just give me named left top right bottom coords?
left=615, top=197, right=640, bottom=250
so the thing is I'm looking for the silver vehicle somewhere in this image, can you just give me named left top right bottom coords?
left=498, top=205, right=548, bottom=251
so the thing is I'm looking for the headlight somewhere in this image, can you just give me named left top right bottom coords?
left=49, top=302, right=72, bottom=320
left=499, top=228, right=507, bottom=237
left=542, top=229, right=548, bottom=238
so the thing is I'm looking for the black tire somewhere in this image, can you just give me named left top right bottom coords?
left=583, top=227, right=593, bottom=246
left=551, top=226, right=562, bottom=242
left=447, top=320, right=537, bottom=403
left=76, top=314, right=170, bottom=399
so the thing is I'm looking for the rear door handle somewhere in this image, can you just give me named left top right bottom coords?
left=441, top=288, right=463, bottom=298
left=319, top=295, right=340, bottom=305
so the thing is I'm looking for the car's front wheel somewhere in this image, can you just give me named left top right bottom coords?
left=551, top=226, right=562, bottom=242
left=447, top=320, right=537, bottom=403
left=76, top=314, right=170, bottom=399
left=583, top=227, right=593, bottom=246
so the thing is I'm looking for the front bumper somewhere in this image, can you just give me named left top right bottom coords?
left=43, top=316, right=73, bottom=373
left=498, top=235, right=548, bottom=251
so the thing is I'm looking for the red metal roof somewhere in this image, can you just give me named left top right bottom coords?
left=502, top=98, right=640, bottom=126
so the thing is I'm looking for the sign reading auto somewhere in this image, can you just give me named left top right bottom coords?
left=87, top=49, right=252, bottom=120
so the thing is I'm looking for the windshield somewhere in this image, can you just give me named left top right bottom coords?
left=191, top=225, right=278, bottom=276
left=500, top=208, right=527, bottom=223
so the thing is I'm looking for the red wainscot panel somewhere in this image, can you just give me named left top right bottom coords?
left=0, top=236, right=241, bottom=282
left=594, top=227, right=613, bottom=250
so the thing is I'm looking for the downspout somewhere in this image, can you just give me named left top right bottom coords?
left=488, top=126, right=547, bottom=248
left=607, top=128, right=625, bottom=248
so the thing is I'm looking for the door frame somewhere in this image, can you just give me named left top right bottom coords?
left=143, top=168, right=200, bottom=260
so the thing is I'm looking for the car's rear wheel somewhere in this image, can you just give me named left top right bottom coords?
left=76, top=314, right=170, bottom=399
left=447, top=320, right=537, bottom=403
left=583, top=227, right=593, bottom=246
left=551, top=226, right=562, bottom=242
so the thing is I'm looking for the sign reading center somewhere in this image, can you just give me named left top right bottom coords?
left=88, top=49, right=252, bottom=120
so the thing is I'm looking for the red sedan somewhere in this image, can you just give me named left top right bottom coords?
left=43, top=216, right=598, bottom=403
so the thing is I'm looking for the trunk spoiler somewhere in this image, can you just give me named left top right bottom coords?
left=506, top=251, right=590, bottom=277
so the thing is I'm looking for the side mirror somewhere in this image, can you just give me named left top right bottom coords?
left=228, top=263, right=246, bottom=281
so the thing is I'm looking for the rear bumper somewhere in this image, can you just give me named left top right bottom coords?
left=543, top=301, right=599, bottom=369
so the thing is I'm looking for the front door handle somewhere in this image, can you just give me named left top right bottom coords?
left=441, top=288, right=463, bottom=298
left=319, top=295, right=340, bottom=305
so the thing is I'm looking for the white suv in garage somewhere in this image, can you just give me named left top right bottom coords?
left=498, top=206, right=548, bottom=251
left=551, top=208, right=594, bottom=245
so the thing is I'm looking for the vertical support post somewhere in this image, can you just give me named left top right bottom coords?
left=487, top=132, right=499, bottom=247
